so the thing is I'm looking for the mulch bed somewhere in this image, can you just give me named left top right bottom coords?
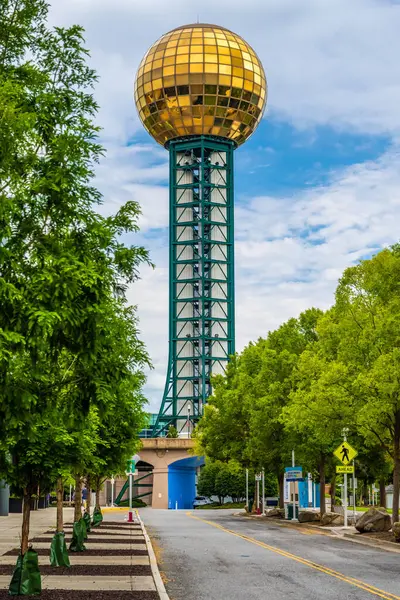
left=0, top=564, right=152, bottom=576
left=0, top=592, right=159, bottom=600
left=31, top=538, right=146, bottom=545
left=360, top=531, right=398, bottom=544
left=53, top=529, right=142, bottom=534
left=45, top=529, right=142, bottom=540
left=5, top=549, right=148, bottom=557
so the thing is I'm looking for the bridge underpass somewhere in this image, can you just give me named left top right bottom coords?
left=101, top=438, right=204, bottom=509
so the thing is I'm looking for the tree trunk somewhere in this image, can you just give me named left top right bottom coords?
left=278, top=472, right=284, bottom=509
left=95, top=479, right=101, bottom=509
left=74, top=475, right=82, bottom=522
left=392, top=413, right=400, bottom=523
left=359, top=482, right=364, bottom=506
left=379, top=476, right=386, bottom=509
left=319, top=455, right=326, bottom=516
left=86, top=476, right=92, bottom=515
left=330, top=473, right=336, bottom=509
left=56, top=477, right=64, bottom=533
left=21, top=490, right=32, bottom=555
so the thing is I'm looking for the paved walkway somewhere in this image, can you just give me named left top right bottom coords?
left=0, top=507, right=75, bottom=556
left=0, top=509, right=161, bottom=599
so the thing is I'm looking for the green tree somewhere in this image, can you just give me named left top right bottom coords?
left=285, top=246, right=400, bottom=521
left=197, top=309, right=322, bottom=507
left=166, top=425, right=179, bottom=438
left=333, top=246, right=400, bottom=522
left=197, top=462, right=220, bottom=501
left=0, top=0, right=150, bottom=556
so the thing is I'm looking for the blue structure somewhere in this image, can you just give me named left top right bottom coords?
left=298, top=480, right=320, bottom=509
left=168, top=456, right=204, bottom=509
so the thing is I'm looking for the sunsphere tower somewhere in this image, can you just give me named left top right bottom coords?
left=134, top=24, right=267, bottom=437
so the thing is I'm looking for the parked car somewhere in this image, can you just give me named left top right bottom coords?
left=193, top=496, right=213, bottom=509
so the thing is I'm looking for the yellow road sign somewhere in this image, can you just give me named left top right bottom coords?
left=336, top=465, right=354, bottom=474
left=333, top=441, right=357, bottom=465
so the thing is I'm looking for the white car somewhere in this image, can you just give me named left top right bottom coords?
left=193, top=496, right=214, bottom=509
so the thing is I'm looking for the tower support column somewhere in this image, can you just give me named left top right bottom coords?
left=153, top=135, right=235, bottom=437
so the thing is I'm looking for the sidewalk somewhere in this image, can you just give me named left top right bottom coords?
left=0, top=510, right=162, bottom=599
left=0, top=507, right=74, bottom=556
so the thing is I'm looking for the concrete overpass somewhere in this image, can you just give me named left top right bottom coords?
left=100, top=438, right=204, bottom=509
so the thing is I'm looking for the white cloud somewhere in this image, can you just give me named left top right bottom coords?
left=123, top=147, right=400, bottom=407
left=234, top=147, right=400, bottom=344
left=49, top=0, right=400, bottom=137
left=44, top=0, right=400, bottom=409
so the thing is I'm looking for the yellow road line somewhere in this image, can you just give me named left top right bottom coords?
left=186, top=513, right=400, bottom=600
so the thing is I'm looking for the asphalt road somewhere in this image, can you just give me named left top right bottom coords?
left=139, top=508, right=400, bottom=600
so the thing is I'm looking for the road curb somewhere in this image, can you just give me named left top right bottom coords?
left=342, top=533, right=400, bottom=554
left=238, top=512, right=400, bottom=554
left=136, top=512, right=170, bottom=600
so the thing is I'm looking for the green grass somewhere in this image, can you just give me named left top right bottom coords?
left=195, top=502, right=246, bottom=510
left=356, top=506, right=392, bottom=514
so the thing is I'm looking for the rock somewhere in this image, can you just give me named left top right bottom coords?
left=264, top=507, right=284, bottom=519
left=393, top=522, right=400, bottom=543
left=298, top=511, right=320, bottom=523
left=320, top=512, right=344, bottom=527
left=355, top=508, right=392, bottom=533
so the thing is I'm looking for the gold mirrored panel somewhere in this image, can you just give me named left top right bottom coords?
left=134, top=24, right=267, bottom=146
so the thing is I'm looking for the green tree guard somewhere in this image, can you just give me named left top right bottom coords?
left=83, top=511, right=91, bottom=533
left=9, top=549, right=41, bottom=596
left=81, top=518, right=88, bottom=540
left=91, top=507, right=103, bottom=527
left=50, top=532, right=70, bottom=567
left=69, top=520, right=86, bottom=552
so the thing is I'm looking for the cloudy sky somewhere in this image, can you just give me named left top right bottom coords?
left=49, top=0, right=400, bottom=412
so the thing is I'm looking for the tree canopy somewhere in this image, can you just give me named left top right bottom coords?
left=196, top=246, right=400, bottom=523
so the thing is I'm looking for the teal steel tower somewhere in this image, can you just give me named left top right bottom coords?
left=134, top=24, right=267, bottom=437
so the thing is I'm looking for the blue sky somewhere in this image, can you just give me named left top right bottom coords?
left=50, top=0, right=400, bottom=411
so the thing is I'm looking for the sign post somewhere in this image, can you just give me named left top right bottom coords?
left=255, top=473, right=261, bottom=513
left=285, top=460, right=303, bottom=522
left=246, top=469, right=249, bottom=511
left=262, top=468, right=265, bottom=514
left=292, top=450, right=296, bottom=522
left=333, top=431, right=357, bottom=528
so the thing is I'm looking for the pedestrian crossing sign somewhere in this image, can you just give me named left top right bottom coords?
left=334, top=441, right=357, bottom=465
left=336, top=465, right=354, bottom=474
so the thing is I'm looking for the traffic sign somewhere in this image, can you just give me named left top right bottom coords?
left=333, top=441, right=357, bottom=465
left=255, top=473, right=262, bottom=481
left=285, top=466, right=303, bottom=481
left=336, top=465, right=354, bottom=474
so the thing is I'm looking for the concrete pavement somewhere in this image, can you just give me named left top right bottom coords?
left=0, top=507, right=75, bottom=555
left=0, top=509, right=161, bottom=598
left=140, top=508, right=400, bottom=600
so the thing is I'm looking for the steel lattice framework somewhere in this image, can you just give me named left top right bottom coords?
left=152, top=135, right=235, bottom=437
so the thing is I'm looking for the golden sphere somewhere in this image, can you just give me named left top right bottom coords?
left=134, top=24, right=267, bottom=147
